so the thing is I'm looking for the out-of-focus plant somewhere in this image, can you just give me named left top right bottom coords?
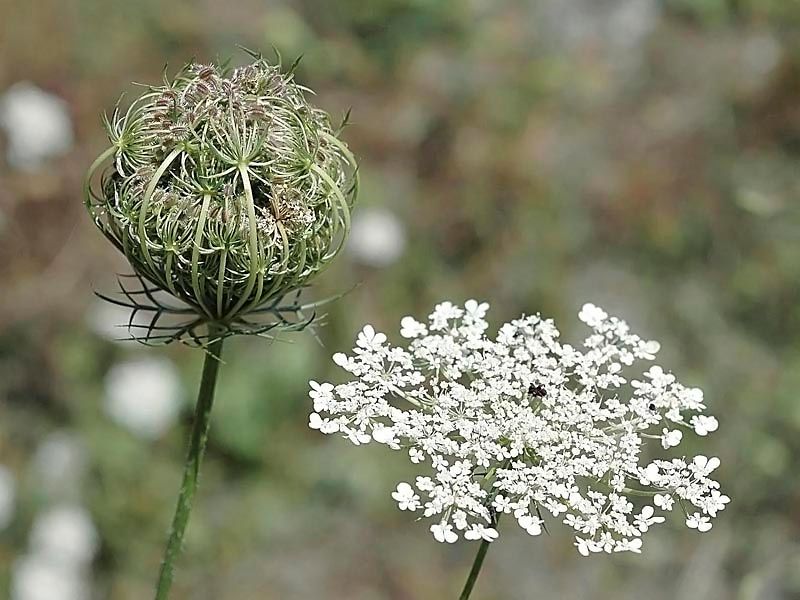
left=84, top=50, right=357, bottom=599
left=309, top=300, right=728, bottom=598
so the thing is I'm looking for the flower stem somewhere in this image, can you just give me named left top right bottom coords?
left=458, top=513, right=501, bottom=600
left=154, top=327, right=225, bottom=600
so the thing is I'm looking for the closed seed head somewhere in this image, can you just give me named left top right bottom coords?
left=86, top=55, right=358, bottom=335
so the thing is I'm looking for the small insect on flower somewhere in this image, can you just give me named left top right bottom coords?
left=309, top=300, right=727, bottom=556
left=527, top=383, right=547, bottom=397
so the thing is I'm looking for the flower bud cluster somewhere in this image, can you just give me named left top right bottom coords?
left=86, top=56, right=357, bottom=326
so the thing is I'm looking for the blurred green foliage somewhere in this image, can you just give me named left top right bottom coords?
left=1, top=0, right=799, bottom=598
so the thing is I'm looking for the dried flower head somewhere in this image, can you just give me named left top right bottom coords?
left=86, top=51, right=357, bottom=343
left=309, top=301, right=728, bottom=555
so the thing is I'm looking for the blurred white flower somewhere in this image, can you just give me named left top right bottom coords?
left=11, top=555, right=88, bottom=600
left=0, top=465, right=16, bottom=529
left=604, top=0, right=659, bottom=51
left=347, top=207, right=406, bottom=267
left=85, top=298, right=153, bottom=342
left=30, top=506, right=98, bottom=568
left=541, top=0, right=659, bottom=53
left=0, top=82, right=73, bottom=170
left=742, top=33, right=781, bottom=78
left=104, top=357, right=182, bottom=439
left=31, top=432, right=87, bottom=496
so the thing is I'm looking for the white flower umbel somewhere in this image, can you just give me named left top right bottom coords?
left=308, top=300, right=728, bottom=556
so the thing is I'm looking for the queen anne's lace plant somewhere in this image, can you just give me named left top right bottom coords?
left=84, top=51, right=358, bottom=600
left=309, top=301, right=728, bottom=556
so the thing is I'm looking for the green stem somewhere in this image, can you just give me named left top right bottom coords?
left=154, top=326, right=225, bottom=600
left=458, top=512, right=501, bottom=600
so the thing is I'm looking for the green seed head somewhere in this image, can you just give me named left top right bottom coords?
left=86, top=55, right=357, bottom=339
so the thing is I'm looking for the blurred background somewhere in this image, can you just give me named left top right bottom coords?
left=1, top=0, right=799, bottom=598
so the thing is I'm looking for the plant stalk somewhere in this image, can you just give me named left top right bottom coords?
left=154, top=327, right=225, bottom=600
left=458, top=513, right=501, bottom=600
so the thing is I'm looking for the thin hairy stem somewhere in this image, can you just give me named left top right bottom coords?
left=154, top=326, right=224, bottom=600
left=458, top=513, right=501, bottom=600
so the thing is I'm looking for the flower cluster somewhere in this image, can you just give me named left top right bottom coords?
left=308, top=301, right=728, bottom=555
left=86, top=53, right=357, bottom=336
